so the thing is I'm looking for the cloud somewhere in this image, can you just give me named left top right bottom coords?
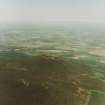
left=0, top=0, right=105, bottom=23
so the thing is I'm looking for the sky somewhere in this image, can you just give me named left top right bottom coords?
left=0, top=0, right=105, bottom=24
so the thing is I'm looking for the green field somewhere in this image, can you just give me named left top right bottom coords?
left=0, top=24, right=105, bottom=105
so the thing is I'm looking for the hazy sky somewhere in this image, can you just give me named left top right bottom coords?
left=0, top=0, right=105, bottom=24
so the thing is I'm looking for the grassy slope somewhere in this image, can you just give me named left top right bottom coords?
left=0, top=55, right=105, bottom=105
